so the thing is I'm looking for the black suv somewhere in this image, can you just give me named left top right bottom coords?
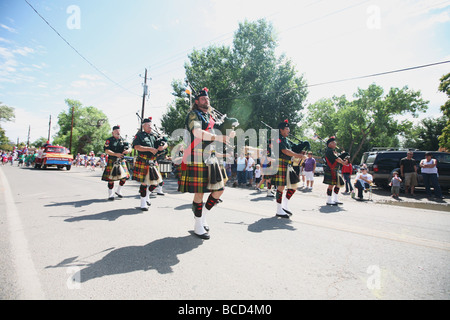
left=361, top=150, right=450, bottom=190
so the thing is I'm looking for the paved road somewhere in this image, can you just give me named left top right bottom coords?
left=1, top=165, right=449, bottom=300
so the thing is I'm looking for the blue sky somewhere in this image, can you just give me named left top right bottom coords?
left=1, top=0, right=449, bottom=145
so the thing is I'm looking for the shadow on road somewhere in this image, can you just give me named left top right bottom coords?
left=318, top=205, right=346, bottom=214
left=78, top=234, right=203, bottom=282
left=63, top=208, right=143, bottom=222
left=247, top=216, right=296, bottom=233
left=46, top=234, right=203, bottom=283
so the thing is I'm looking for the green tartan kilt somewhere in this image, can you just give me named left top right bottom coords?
left=101, top=158, right=130, bottom=181
left=132, top=154, right=157, bottom=183
left=271, top=158, right=291, bottom=186
left=323, top=168, right=345, bottom=186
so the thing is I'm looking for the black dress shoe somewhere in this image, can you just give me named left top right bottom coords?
left=195, top=232, right=210, bottom=240
left=140, top=207, right=149, bottom=211
left=276, top=214, right=290, bottom=219
left=115, top=192, right=123, bottom=198
left=282, top=208, right=293, bottom=215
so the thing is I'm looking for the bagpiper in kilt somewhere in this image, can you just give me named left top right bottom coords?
left=178, top=87, right=233, bottom=240
left=132, top=117, right=167, bottom=211
left=272, top=119, right=306, bottom=218
left=101, top=125, right=131, bottom=200
left=323, top=136, right=345, bottom=205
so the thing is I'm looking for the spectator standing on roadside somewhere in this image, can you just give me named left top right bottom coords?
left=342, top=157, right=354, bottom=194
left=245, top=153, right=255, bottom=187
left=400, top=151, right=418, bottom=196
left=236, top=152, right=247, bottom=186
left=303, top=151, right=316, bottom=190
left=420, top=152, right=443, bottom=199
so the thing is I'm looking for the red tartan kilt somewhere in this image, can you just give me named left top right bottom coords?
left=101, top=158, right=130, bottom=181
left=271, top=158, right=290, bottom=186
left=178, top=162, right=225, bottom=194
left=132, top=154, right=157, bottom=183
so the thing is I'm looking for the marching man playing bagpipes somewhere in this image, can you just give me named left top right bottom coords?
left=178, top=87, right=235, bottom=240
left=101, top=125, right=131, bottom=200
left=323, top=136, right=346, bottom=205
left=132, top=117, right=168, bottom=211
left=271, top=120, right=306, bottom=218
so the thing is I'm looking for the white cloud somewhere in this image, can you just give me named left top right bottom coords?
left=2, top=107, right=51, bottom=144
left=13, top=47, right=35, bottom=56
left=0, top=24, right=17, bottom=33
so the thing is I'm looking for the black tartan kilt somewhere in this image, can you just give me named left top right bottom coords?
left=101, top=158, right=130, bottom=181
left=323, top=168, right=345, bottom=186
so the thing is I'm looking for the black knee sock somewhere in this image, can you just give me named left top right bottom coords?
left=139, top=185, right=147, bottom=197
left=205, top=194, right=219, bottom=210
left=192, top=202, right=203, bottom=217
left=276, top=190, right=283, bottom=204
left=286, top=189, right=296, bottom=200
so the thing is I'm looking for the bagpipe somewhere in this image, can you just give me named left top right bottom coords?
left=152, top=124, right=169, bottom=157
left=260, top=120, right=311, bottom=153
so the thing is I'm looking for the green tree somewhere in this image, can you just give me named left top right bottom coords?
left=0, top=102, right=15, bottom=149
left=438, top=73, right=450, bottom=151
left=161, top=79, right=192, bottom=137
left=307, top=84, right=429, bottom=162
left=403, top=117, right=447, bottom=151
left=53, top=99, right=110, bottom=154
left=163, top=19, right=308, bottom=136
left=32, top=137, right=49, bottom=149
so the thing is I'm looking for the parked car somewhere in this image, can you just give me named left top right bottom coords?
left=361, top=150, right=450, bottom=190
left=314, top=163, right=324, bottom=176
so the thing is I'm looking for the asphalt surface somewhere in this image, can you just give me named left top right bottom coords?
left=0, top=164, right=449, bottom=300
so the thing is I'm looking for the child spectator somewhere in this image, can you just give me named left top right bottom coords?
left=254, top=164, right=262, bottom=191
left=389, top=171, right=402, bottom=198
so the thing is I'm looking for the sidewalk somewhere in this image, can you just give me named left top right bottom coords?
left=225, top=174, right=450, bottom=213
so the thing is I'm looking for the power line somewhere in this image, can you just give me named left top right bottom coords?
left=24, top=0, right=141, bottom=97
left=214, top=60, right=450, bottom=103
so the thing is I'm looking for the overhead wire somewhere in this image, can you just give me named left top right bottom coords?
left=213, top=60, right=450, bottom=103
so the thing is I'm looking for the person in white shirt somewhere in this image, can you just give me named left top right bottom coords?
left=354, top=167, right=373, bottom=200
left=420, top=152, right=443, bottom=199
left=245, top=154, right=255, bottom=187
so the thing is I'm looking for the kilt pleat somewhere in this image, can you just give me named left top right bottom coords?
left=101, top=158, right=130, bottom=181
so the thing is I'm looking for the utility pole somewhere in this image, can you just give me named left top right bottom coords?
left=47, top=115, right=51, bottom=143
left=140, top=68, right=148, bottom=132
left=69, top=105, right=75, bottom=154
left=27, top=125, right=30, bottom=147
